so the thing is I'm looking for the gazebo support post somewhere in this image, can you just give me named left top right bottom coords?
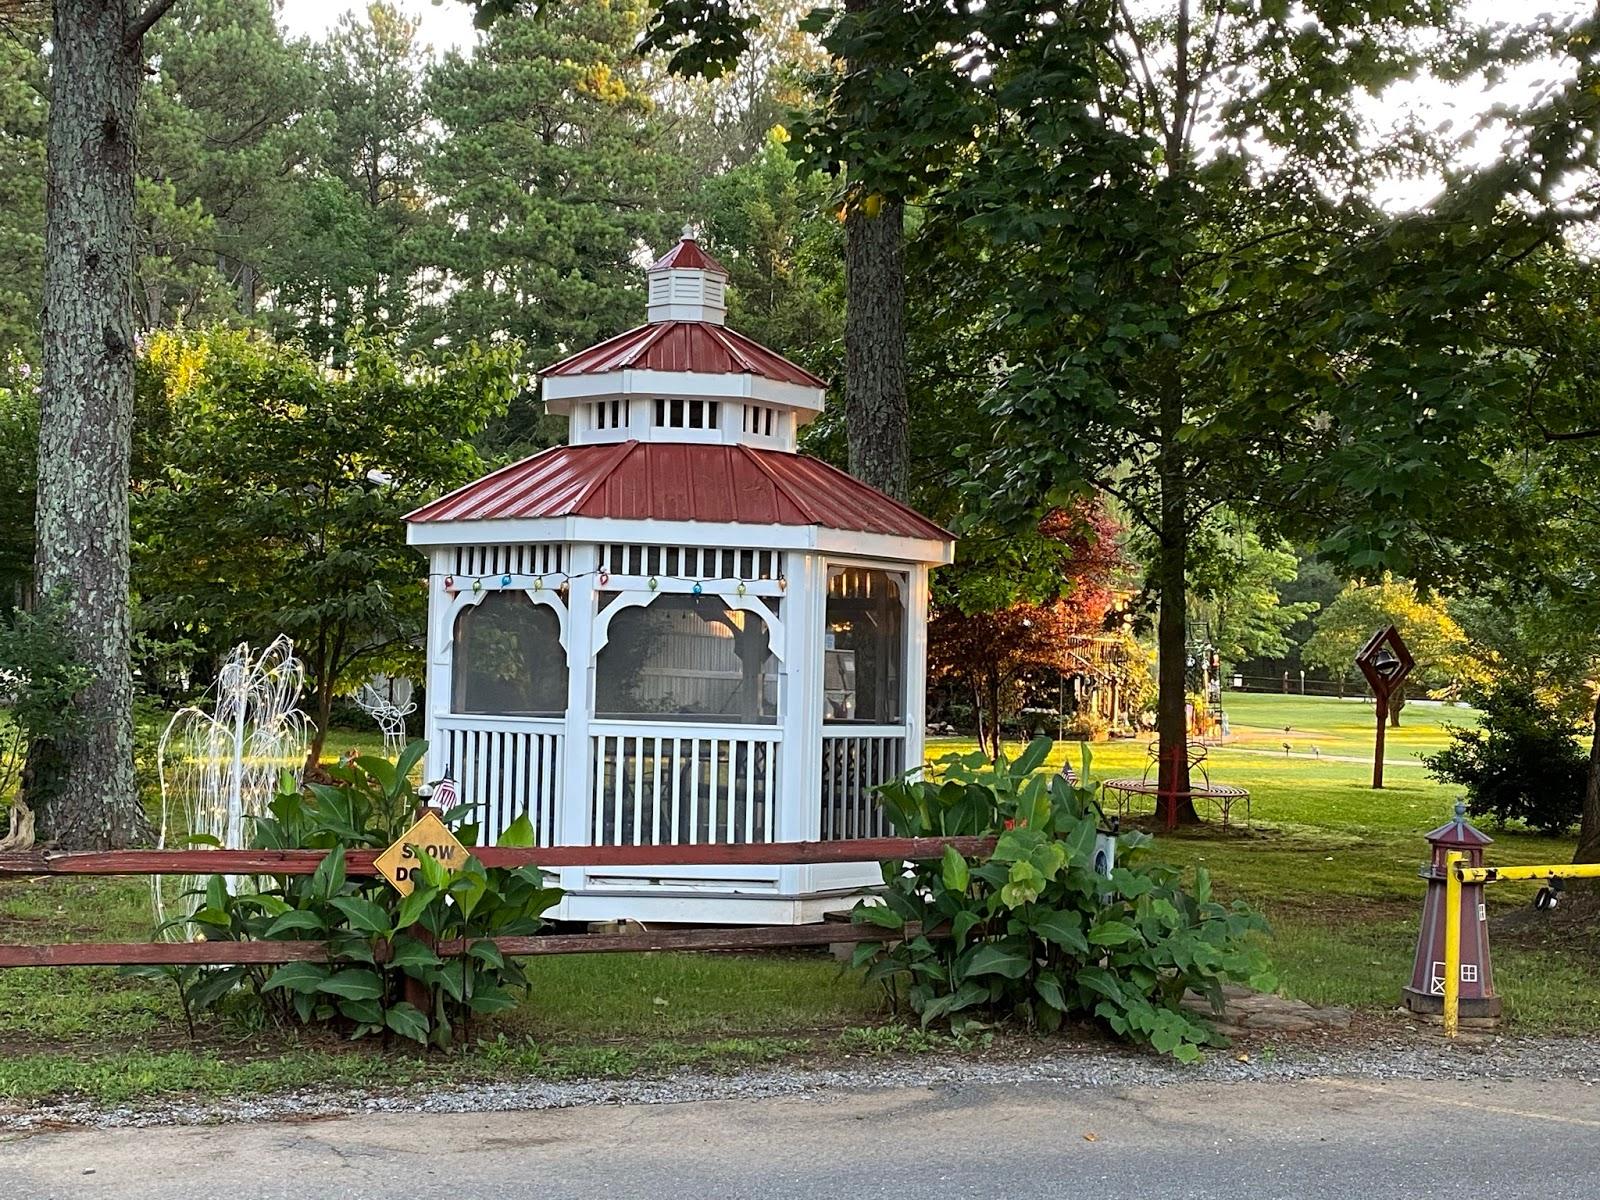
left=557, top=543, right=600, bottom=893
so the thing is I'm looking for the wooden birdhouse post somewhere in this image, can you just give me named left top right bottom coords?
left=1355, top=624, right=1414, bottom=790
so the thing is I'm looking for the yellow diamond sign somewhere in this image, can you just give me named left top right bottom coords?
left=375, top=810, right=468, bottom=896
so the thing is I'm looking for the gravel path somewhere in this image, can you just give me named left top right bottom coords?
left=4, top=1030, right=1597, bottom=1133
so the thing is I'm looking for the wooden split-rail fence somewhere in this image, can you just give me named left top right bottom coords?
left=0, top=837, right=993, bottom=968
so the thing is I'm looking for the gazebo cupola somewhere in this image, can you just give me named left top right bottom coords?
left=405, top=227, right=954, bottom=926
left=541, top=231, right=821, bottom=453
left=647, top=225, right=728, bottom=323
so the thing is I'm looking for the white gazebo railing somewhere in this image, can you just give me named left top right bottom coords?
left=436, top=713, right=563, bottom=846
left=589, top=722, right=782, bottom=846
left=819, top=727, right=907, bottom=840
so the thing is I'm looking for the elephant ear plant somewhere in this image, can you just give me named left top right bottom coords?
left=138, top=741, right=561, bottom=1048
left=851, top=738, right=1272, bottom=1061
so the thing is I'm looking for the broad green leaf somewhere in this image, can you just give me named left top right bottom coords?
left=963, top=943, right=1031, bottom=979
left=940, top=844, right=970, bottom=893
left=857, top=903, right=906, bottom=930
left=318, top=968, right=385, bottom=1000
left=384, top=1001, right=430, bottom=1044
left=1031, top=909, right=1090, bottom=956
left=1088, top=919, right=1140, bottom=947
left=396, top=885, right=439, bottom=930
left=395, top=739, right=428, bottom=785
left=497, top=813, right=537, bottom=848
left=1035, top=972, right=1069, bottom=1012
left=467, top=983, right=519, bottom=1015
left=310, top=846, right=347, bottom=903
left=330, top=895, right=393, bottom=938
left=387, top=935, right=443, bottom=971
left=264, top=909, right=328, bottom=939
left=263, top=961, right=329, bottom=994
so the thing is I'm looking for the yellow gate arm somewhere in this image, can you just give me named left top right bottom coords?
left=1443, top=858, right=1600, bottom=1038
left=1455, top=863, right=1600, bottom=885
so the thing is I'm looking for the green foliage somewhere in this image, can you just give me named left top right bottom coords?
left=265, top=3, right=432, bottom=360
left=0, top=31, right=45, bottom=360
left=1185, top=515, right=1319, bottom=666
left=697, top=130, right=843, bottom=396
left=143, top=741, right=562, bottom=1048
left=1425, top=683, right=1587, bottom=836
left=1303, top=579, right=1481, bottom=711
left=137, top=0, right=320, bottom=328
left=0, top=597, right=96, bottom=801
left=852, top=739, right=1272, bottom=1060
left=421, top=0, right=688, bottom=452
left=131, top=327, right=518, bottom=748
left=0, top=351, right=38, bottom=601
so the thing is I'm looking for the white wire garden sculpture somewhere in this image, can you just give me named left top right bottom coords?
left=352, top=674, right=416, bottom=761
left=151, top=636, right=311, bottom=937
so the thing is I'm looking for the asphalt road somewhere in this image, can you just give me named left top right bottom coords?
left=5, top=1074, right=1599, bottom=1199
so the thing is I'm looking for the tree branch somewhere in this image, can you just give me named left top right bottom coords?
left=124, top=0, right=179, bottom=53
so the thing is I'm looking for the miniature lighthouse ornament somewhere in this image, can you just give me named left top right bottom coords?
left=1403, top=802, right=1501, bottom=1021
left=403, top=223, right=955, bottom=928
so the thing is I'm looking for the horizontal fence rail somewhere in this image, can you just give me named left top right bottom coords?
left=0, top=838, right=983, bottom=971
left=0, top=921, right=939, bottom=969
left=0, top=837, right=996, bottom=878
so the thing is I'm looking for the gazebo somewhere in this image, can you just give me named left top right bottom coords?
left=405, top=231, right=954, bottom=924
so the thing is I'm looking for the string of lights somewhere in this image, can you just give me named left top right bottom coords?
left=425, top=569, right=788, bottom=597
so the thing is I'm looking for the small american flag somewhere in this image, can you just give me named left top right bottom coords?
left=431, top=776, right=458, bottom=810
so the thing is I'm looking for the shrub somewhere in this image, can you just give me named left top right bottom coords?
left=1062, top=710, right=1108, bottom=742
left=140, top=741, right=561, bottom=1047
left=0, top=598, right=95, bottom=808
left=852, top=739, right=1271, bottom=1061
left=1424, top=683, right=1587, bottom=835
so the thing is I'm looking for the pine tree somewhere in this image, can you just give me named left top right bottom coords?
left=266, top=2, right=432, bottom=359
left=421, top=1, right=687, bottom=382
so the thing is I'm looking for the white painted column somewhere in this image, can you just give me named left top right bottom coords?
left=424, top=547, right=455, bottom=788
left=905, top=564, right=931, bottom=779
left=556, top=542, right=599, bottom=895
left=781, top=552, right=827, bottom=896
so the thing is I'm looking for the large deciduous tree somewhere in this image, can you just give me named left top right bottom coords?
left=1302, top=580, right=1479, bottom=725
left=132, top=329, right=518, bottom=768
left=828, top=1, right=1457, bottom=822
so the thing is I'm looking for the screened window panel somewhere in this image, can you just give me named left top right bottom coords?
left=452, top=593, right=567, bottom=716
left=596, top=593, right=779, bottom=724
left=824, top=567, right=905, bottom=724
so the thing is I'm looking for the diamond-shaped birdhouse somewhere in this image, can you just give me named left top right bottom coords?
left=1355, top=624, right=1414, bottom=698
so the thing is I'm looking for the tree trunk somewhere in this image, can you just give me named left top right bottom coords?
left=1574, top=688, right=1600, bottom=865
left=26, top=0, right=146, bottom=848
left=843, top=197, right=907, bottom=502
left=1389, top=682, right=1405, bottom=727
left=1154, top=367, right=1197, bottom=826
left=1155, top=530, right=1199, bottom=827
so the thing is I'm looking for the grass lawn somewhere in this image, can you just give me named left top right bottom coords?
left=932, top=691, right=1600, bottom=1035
left=3, top=694, right=1597, bottom=1105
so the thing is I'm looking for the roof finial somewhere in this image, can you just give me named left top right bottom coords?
left=1453, top=800, right=1467, bottom=824
left=682, top=222, right=696, bottom=241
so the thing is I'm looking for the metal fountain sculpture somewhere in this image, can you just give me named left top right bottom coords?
left=151, top=637, right=310, bottom=934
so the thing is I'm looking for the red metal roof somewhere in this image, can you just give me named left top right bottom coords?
left=406, top=442, right=951, bottom=542
left=649, top=237, right=727, bottom=274
left=541, top=321, right=827, bottom=390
